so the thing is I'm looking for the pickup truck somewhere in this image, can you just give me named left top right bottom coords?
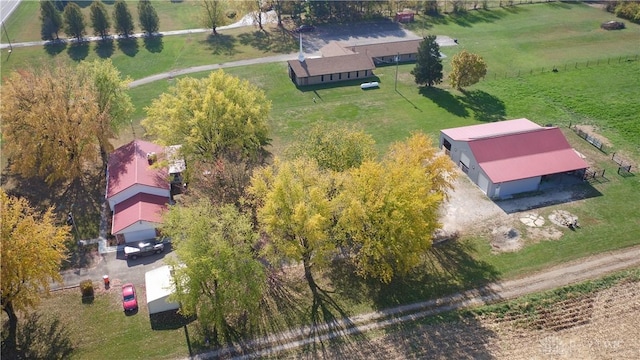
left=124, top=241, right=165, bottom=260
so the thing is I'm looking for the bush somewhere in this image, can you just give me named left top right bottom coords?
left=80, top=280, right=94, bottom=298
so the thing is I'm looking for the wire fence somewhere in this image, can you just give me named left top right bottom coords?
left=487, top=55, right=639, bottom=80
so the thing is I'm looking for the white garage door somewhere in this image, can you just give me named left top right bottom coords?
left=124, top=229, right=157, bottom=243
left=477, top=173, right=490, bottom=195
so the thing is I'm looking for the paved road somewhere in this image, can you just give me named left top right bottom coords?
left=0, top=0, right=21, bottom=24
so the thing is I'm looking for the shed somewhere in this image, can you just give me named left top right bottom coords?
left=145, top=265, right=180, bottom=315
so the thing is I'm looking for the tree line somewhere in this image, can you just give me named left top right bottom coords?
left=40, top=0, right=159, bottom=42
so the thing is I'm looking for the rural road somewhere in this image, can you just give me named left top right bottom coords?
left=0, top=0, right=21, bottom=24
left=191, top=245, right=640, bottom=359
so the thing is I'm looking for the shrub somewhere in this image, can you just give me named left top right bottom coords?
left=80, top=280, right=94, bottom=298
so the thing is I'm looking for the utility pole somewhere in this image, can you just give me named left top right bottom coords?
left=394, top=52, right=399, bottom=91
left=2, top=21, right=12, bottom=52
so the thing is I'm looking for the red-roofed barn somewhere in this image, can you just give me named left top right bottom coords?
left=106, top=140, right=181, bottom=243
left=439, top=119, right=588, bottom=199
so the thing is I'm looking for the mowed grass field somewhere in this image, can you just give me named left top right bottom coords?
left=3, top=2, right=640, bottom=359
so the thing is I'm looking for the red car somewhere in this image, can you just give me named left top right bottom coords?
left=122, top=283, right=138, bottom=312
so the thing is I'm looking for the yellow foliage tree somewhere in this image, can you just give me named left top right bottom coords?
left=1, top=189, right=69, bottom=356
left=336, top=133, right=456, bottom=283
left=449, top=50, right=488, bottom=90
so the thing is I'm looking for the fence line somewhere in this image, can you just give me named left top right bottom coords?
left=487, top=55, right=638, bottom=81
left=569, top=124, right=609, bottom=154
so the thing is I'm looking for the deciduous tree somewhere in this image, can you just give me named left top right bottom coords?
left=113, top=0, right=134, bottom=38
left=286, top=123, right=377, bottom=172
left=142, top=70, right=271, bottom=165
left=63, top=2, right=86, bottom=42
left=248, top=157, right=337, bottom=296
left=137, top=0, right=159, bottom=35
left=449, top=50, right=488, bottom=90
left=411, top=35, right=443, bottom=87
left=336, top=133, right=456, bottom=283
left=90, top=0, right=111, bottom=39
left=162, top=202, right=265, bottom=344
left=200, top=0, right=232, bottom=35
left=1, top=189, right=69, bottom=357
left=40, top=0, right=63, bottom=41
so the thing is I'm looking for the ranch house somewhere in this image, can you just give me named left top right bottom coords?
left=439, top=119, right=589, bottom=199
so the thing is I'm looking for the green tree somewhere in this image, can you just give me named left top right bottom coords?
left=336, top=133, right=456, bottom=283
left=63, top=2, right=86, bottom=42
left=242, top=0, right=265, bottom=31
left=40, top=0, right=63, bottom=41
left=449, top=50, right=488, bottom=90
left=248, top=157, right=337, bottom=297
left=1, top=189, right=69, bottom=358
left=411, top=35, right=443, bottom=87
left=286, top=123, right=377, bottom=172
left=142, top=70, right=271, bottom=165
left=200, top=0, right=232, bottom=35
left=113, top=0, right=134, bottom=38
left=90, top=0, right=111, bottom=39
left=161, top=201, right=265, bottom=344
left=77, top=59, right=134, bottom=167
left=137, top=0, right=159, bottom=35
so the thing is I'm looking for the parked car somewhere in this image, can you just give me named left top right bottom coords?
left=122, top=283, right=138, bottom=312
left=124, top=241, right=164, bottom=260
left=295, top=24, right=315, bottom=33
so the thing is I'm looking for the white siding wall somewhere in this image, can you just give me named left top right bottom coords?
left=107, top=185, right=170, bottom=211
left=488, top=176, right=541, bottom=199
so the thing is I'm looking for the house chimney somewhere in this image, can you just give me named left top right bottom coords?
left=298, top=33, right=305, bottom=63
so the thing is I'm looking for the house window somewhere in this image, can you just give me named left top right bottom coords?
left=321, top=75, right=324, bottom=82
left=339, top=73, right=342, bottom=80
left=330, top=74, right=333, bottom=81
left=356, top=71, right=359, bottom=78
left=348, top=72, right=351, bottom=79
left=364, top=70, right=368, bottom=76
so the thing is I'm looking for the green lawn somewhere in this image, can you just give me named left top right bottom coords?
left=6, top=2, right=640, bottom=358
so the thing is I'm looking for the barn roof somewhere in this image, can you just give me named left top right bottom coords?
left=351, top=39, right=423, bottom=58
left=111, top=193, right=167, bottom=234
left=441, top=118, right=542, bottom=141
left=106, top=140, right=169, bottom=198
left=468, top=127, right=589, bottom=183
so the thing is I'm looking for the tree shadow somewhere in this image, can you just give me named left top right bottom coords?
left=14, top=313, right=74, bottom=360
left=448, top=8, right=511, bottom=27
left=237, top=29, right=297, bottom=54
left=67, top=41, right=89, bottom=61
left=150, top=310, right=195, bottom=330
left=419, top=86, right=469, bottom=117
left=200, top=34, right=237, bottom=56
left=117, top=37, right=139, bottom=57
left=95, top=38, right=115, bottom=58
left=44, top=40, right=67, bottom=56
left=458, top=89, right=506, bottom=122
left=143, top=34, right=164, bottom=53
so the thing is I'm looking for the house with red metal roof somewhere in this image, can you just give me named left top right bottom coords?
left=106, top=140, right=180, bottom=243
left=439, top=119, right=588, bottom=199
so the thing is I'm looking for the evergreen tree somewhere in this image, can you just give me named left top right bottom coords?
left=138, top=0, right=159, bottom=35
left=90, top=0, right=111, bottom=39
left=63, top=2, right=86, bottom=42
left=40, top=0, right=63, bottom=41
left=411, top=35, right=443, bottom=87
left=113, top=0, right=134, bottom=38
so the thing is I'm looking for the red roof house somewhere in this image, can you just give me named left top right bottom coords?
left=440, top=119, right=588, bottom=199
left=106, top=140, right=172, bottom=243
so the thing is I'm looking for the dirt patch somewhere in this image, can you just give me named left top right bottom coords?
left=527, top=226, right=564, bottom=242
left=549, top=210, right=579, bottom=228
left=574, top=125, right=612, bottom=147
left=491, top=226, right=523, bottom=253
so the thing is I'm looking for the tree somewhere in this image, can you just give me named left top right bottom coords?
left=77, top=59, right=135, bottom=166
left=335, top=133, right=456, bottom=283
left=113, top=0, right=134, bottom=38
left=449, top=50, right=488, bottom=90
left=62, top=2, right=86, bottom=42
left=40, top=0, right=63, bottom=41
left=200, top=0, right=232, bottom=35
left=161, top=201, right=265, bottom=344
left=137, top=0, right=159, bottom=35
left=411, top=35, right=443, bottom=87
left=286, top=123, right=377, bottom=172
left=1, top=189, right=69, bottom=357
left=90, top=0, right=111, bottom=39
left=248, top=157, right=337, bottom=297
left=241, top=0, right=265, bottom=31
left=0, top=61, right=123, bottom=185
left=142, top=70, right=271, bottom=165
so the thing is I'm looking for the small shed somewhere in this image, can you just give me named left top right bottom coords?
left=395, top=10, right=415, bottom=23
left=145, top=265, right=180, bottom=315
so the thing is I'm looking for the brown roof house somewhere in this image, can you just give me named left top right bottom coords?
left=287, top=37, right=424, bottom=87
left=439, top=119, right=588, bottom=199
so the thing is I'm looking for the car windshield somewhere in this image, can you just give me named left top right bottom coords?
left=124, top=294, right=135, bottom=301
